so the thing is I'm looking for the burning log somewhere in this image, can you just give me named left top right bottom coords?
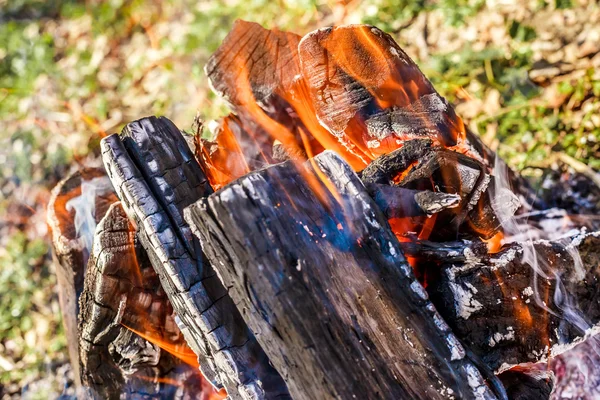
left=297, top=25, right=466, bottom=156
left=185, top=151, right=498, bottom=400
left=100, top=116, right=288, bottom=399
left=47, top=167, right=118, bottom=387
left=428, top=232, right=600, bottom=373
left=79, top=202, right=206, bottom=399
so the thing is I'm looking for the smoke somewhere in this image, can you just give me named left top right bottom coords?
left=491, top=155, right=600, bottom=396
left=65, top=176, right=113, bottom=264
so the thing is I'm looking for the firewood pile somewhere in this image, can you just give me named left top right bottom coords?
left=48, top=21, right=600, bottom=400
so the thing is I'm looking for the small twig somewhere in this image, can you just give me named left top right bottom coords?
left=557, top=152, right=600, bottom=189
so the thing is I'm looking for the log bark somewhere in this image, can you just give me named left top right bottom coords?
left=47, top=167, right=118, bottom=387
left=100, top=116, right=288, bottom=399
left=428, top=232, right=600, bottom=373
left=185, top=151, right=498, bottom=400
left=79, top=202, right=207, bottom=399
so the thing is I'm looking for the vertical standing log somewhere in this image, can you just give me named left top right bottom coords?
left=47, top=167, right=117, bottom=387
left=79, top=202, right=207, bottom=399
left=185, top=151, right=498, bottom=400
left=101, top=116, right=288, bottom=399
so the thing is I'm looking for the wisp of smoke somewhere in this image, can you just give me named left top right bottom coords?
left=65, top=176, right=113, bottom=266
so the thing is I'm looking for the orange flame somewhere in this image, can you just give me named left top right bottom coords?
left=123, top=323, right=199, bottom=368
left=198, top=21, right=500, bottom=252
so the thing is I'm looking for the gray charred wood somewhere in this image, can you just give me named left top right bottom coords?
left=429, top=232, right=600, bottom=372
left=100, top=116, right=288, bottom=399
left=185, top=151, right=497, bottom=400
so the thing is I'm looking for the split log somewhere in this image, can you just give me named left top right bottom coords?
left=100, top=116, right=288, bottom=399
left=428, top=232, right=600, bottom=372
left=79, top=202, right=206, bottom=399
left=297, top=25, right=466, bottom=155
left=47, top=167, right=118, bottom=387
left=185, top=151, right=499, bottom=400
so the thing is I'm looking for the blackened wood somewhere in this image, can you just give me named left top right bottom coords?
left=47, top=167, right=118, bottom=387
left=497, top=368, right=553, bottom=400
left=101, top=116, right=288, bottom=400
left=366, top=183, right=461, bottom=218
left=359, top=139, right=433, bottom=185
left=398, top=239, right=488, bottom=263
left=429, top=232, right=600, bottom=372
left=186, top=151, right=497, bottom=400
left=79, top=202, right=206, bottom=399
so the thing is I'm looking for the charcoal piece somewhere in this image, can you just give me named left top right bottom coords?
left=429, top=232, right=600, bottom=372
left=359, top=139, right=433, bottom=185
left=100, top=116, right=288, bottom=400
left=398, top=239, right=488, bottom=263
left=47, top=167, right=118, bottom=387
left=185, top=151, right=497, bottom=400
left=79, top=202, right=206, bottom=399
left=366, top=183, right=460, bottom=218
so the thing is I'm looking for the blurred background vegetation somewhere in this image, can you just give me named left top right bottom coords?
left=0, top=0, right=599, bottom=397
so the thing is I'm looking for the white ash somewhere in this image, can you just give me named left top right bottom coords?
left=522, top=286, right=534, bottom=297
left=447, top=278, right=483, bottom=320
left=488, top=327, right=515, bottom=347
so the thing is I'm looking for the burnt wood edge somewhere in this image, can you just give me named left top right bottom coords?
left=429, top=232, right=600, bottom=373
left=47, top=167, right=116, bottom=388
left=100, top=118, right=288, bottom=400
left=79, top=201, right=200, bottom=399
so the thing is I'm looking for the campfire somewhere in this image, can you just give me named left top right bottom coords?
left=47, top=21, right=600, bottom=399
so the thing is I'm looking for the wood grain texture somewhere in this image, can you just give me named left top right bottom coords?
left=47, top=167, right=118, bottom=387
left=101, top=116, right=288, bottom=400
left=186, top=151, right=498, bottom=400
left=297, top=25, right=465, bottom=153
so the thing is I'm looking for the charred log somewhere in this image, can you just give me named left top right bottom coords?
left=47, top=167, right=118, bottom=387
left=100, top=116, right=288, bottom=399
left=428, top=232, right=600, bottom=372
left=359, top=139, right=433, bottom=185
left=79, top=202, right=206, bottom=399
left=185, top=151, right=498, bottom=400
left=297, top=25, right=465, bottom=154
left=398, top=239, right=488, bottom=264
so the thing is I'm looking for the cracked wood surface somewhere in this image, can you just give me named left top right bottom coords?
left=101, top=116, right=288, bottom=400
left=79, top=202, right=205, bottom=399
left=186, top=151, right=498, bottom=400
left=47, top=167, right=118, bottom=387
left=429, top=232, right=600, bottom=373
